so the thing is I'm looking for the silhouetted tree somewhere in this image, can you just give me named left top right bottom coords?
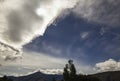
left=68, top=60, right=76, bottom=77
left=63, top=64, right=69, bottom=81
left=62, top=60, right=101, bottom=81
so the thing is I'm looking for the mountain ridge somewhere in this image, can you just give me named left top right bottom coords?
left=1, top=71, right=120, bottom=81
left=10, top=71, right=62, bottom=81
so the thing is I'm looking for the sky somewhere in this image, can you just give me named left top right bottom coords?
left=0, top=0, right=120, bottom=76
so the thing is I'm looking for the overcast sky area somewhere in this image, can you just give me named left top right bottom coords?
left=0, top=0, right=120, bottom=76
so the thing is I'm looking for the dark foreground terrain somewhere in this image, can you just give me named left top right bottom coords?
left=0, top=71, right=120, bottom=81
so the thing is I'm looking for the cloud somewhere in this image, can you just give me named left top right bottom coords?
left=0, top=0, right=119, bottom=48
left=1, top=49, right=67, bottom=68
left=0, top=66, right=36, bottom=76
left=73, top=0, right=120, bottom=26
left=40, top=69, right=63, bottom=74
left=95, top=59, right=120, bottom=72
left=0, top=0, right=78, bottom=48
left=0, top=49, right=68, bottom=76
left=0, top=0, right=78, bottom=60
left=0, top=42, right=22, bottom=62
left=0, top=49, right=98, bottom=76
left=80, top=32, right=89, bottom=39
left=1, top=0, right=119, bottom=60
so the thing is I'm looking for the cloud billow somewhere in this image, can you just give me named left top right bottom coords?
left=95, top=59, right=120, bottom=72
left=0, top=0, right=77, bottom=60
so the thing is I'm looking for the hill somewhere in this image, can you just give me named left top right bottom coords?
left=0, top=71, right=120, bottom=81
left=92, top=71, right=120, bottom=81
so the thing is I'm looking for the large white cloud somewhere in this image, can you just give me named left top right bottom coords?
left=0, top=0, right=77, bottom=48
left=95, top=59, right=120, bottom=72
left=0, top=0, right=78, bottom=60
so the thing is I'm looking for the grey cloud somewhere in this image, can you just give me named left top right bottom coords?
left=6, top=9, right=43, bottom=43
left=73, top=0, right=120, bottom=26
left=1, top=0, right=45, bottom=47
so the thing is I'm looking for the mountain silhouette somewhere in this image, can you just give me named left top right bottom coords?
left=1, top=71, right=120, bottom=81
left=9, top=71, right=62, bottom=81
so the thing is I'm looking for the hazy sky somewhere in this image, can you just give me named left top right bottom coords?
left=0, top=0, right=120, bottom=76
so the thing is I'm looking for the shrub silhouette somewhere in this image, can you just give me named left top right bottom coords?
left=78, top=74, right=101, bottom=81
left=52, top=77, right=57, bottom=81
left=0, top=75, right=13, bottom=81
left=62, top=74, right=101, bottom=81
